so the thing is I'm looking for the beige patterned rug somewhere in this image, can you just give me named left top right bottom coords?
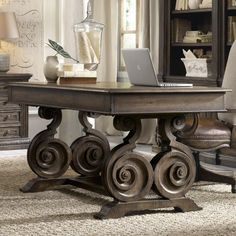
left=0, top=153, right=235, bottom=236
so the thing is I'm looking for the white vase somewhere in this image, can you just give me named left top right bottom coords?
left=43, top=56, right=59, bottom=83
left=188, top=0, right=202, bottom=9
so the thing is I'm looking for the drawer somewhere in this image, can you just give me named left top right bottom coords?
left=0, top=112, right=19, bottom=124
left=0, top=127, right=20, bottom=139
left=0, top=89, right=7, bottom=97
left=0, top=99, right=21, bottom=110
left=0, top=95, right=8, bottom=103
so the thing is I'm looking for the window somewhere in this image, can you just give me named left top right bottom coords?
left=119, top=0, right=140, bottom=71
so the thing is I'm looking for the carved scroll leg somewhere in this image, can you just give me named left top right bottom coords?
left=150, top=116, right=201, bottom=212
left=70, top=111, right=111, bottom=176
left=96, top=116, right=154, bottom=218
left=22, top=107, right=72, bottom=192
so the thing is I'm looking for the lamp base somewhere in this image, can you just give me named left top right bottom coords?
left=0, top=53, right=10, bottom=72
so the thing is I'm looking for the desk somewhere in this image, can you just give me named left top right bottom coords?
left=8, top=82, right=230, bottom=219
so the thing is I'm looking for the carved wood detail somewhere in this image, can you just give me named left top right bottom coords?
left=70, top=111, right=111, bottom=176
left=102, top=116, right=153, bottom=202
left=27, top=107, right=72, bottom=178
left=152, top=115, right=197, bottom=199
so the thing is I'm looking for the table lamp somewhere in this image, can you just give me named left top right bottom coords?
left=73, top=0, right=104, bottom=71
left=0, top=12, right=19, bottom=73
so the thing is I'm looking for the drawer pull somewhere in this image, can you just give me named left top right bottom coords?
left=3, top=130, right=9, bottom=136
left=3, top=115, right=11, bottom=121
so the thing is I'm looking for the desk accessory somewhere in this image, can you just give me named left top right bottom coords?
left=0, top=12, right=19, bottom=72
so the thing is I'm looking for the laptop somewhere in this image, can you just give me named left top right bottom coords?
left=122, top=48, right=193, bottom=87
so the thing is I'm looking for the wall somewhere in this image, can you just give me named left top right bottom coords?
left=0, top=0, right=84, bottom=142
left=0, top=0, right=44, bottom=81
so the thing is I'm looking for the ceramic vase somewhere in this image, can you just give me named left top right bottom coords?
left=188, top=0, right=202, bottom=9
left=43, top=56, right=59, bottom=83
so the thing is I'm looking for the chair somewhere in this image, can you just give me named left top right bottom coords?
left=175, top=41, right=236, bottom=192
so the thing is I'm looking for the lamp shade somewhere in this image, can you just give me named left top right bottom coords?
left=0, top=12, right=19, bottom=39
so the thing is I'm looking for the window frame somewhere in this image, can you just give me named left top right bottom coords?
left=118, top=0, right=141, bottom=72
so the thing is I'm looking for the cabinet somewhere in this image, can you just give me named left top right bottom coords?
left=0, top=73, right=32, bottom=150
left=159, top=0, right=235, bottom=86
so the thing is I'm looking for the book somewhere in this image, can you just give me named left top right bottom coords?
left=233, top=22, right=236, bottom=41
left=58, top=70, right=97, bottom=84
left=175, top=0, right=180, bottom=10
left=59, top=77, right=97, bottom=84
left=199, top=0, right=212, bottom=8
left=228, top=16, right=236, bottom=42
left=175, top=0, right=188, bottom=10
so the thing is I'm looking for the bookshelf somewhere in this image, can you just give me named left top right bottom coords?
left=159, top=0, right=235, bottom=86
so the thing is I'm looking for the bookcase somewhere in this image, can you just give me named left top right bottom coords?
left=159, top=0, right=236, bottom=87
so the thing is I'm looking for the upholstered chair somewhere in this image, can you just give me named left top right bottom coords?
left=175, top=41, right=236, bottom=192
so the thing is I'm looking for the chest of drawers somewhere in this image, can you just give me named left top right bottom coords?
left=0, top=73, right=32, bottom=150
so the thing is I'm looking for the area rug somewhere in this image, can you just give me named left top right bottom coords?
left=0, top=153, right=235, bottom=236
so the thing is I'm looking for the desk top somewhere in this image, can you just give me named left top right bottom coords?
left=8, top=82, right=230, bottom=115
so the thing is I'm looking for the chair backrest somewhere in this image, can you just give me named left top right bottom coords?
left=218, top=40, right=236, bottom=124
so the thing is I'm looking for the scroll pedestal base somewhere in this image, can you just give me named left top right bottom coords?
left=20, top=176, right=201, bottom=219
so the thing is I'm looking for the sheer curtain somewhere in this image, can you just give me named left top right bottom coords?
left=137, top=0, right=160, bottom=144
left=59, top=0, right=84, bottom=145
left=92, top=0, right=160, bottom=140
left=93, top=0, right=122, bottom=135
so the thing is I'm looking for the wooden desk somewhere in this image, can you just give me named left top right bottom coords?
left=0, top=73, right=32, bottom=150
left=7, top=82, right=230, bottom=219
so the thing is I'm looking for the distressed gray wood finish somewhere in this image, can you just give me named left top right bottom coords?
left=0, top=74, right=31, bottom=150
left=8, top=82, right=230, bottom=218
left=8, top=82, right=229, bottom=114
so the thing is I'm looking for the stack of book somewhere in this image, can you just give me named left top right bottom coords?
left=228, top=0, right=236, bottom=7
left=57, top=63, right=97, bottom=84
left=183, top=31, right=212, bottom=43
left=175, top=0, right=189, bottom=10
left=228, top=16, right=236, bottom=43
left=199, top=0, right=212, bottom=8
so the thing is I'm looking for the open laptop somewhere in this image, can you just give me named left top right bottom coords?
left=122, top=48, right=193, bottom=87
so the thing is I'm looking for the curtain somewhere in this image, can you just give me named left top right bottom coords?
left=137, top=0, right=160, bottom=144
left=93, top=0, right=122, bottom=135
left=93, top=0, right=160, bottom=140
left=59, top=0, right=84, bottom=145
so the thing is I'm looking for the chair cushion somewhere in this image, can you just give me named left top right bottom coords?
left=178, top=118, right=231, bottom=151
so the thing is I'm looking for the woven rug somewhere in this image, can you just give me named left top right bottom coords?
left=0, top=153, right=235, bottom=236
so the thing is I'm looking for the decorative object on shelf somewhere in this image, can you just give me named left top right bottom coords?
left=188, top=0, right=202, bottom=9
left=43, top=56, right=59, bottom=83
left=175, top=0, right=189, bottom=10
left=181, top=49, right=211, bottom=77
left=73, top=0, right=104, bottom=71
left=0, top=12, right=19, bottom=73
left=199, top=0, right=212, bottom=9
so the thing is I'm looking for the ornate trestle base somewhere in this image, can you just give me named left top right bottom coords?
left=22, top=108, right=201, bottom=219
